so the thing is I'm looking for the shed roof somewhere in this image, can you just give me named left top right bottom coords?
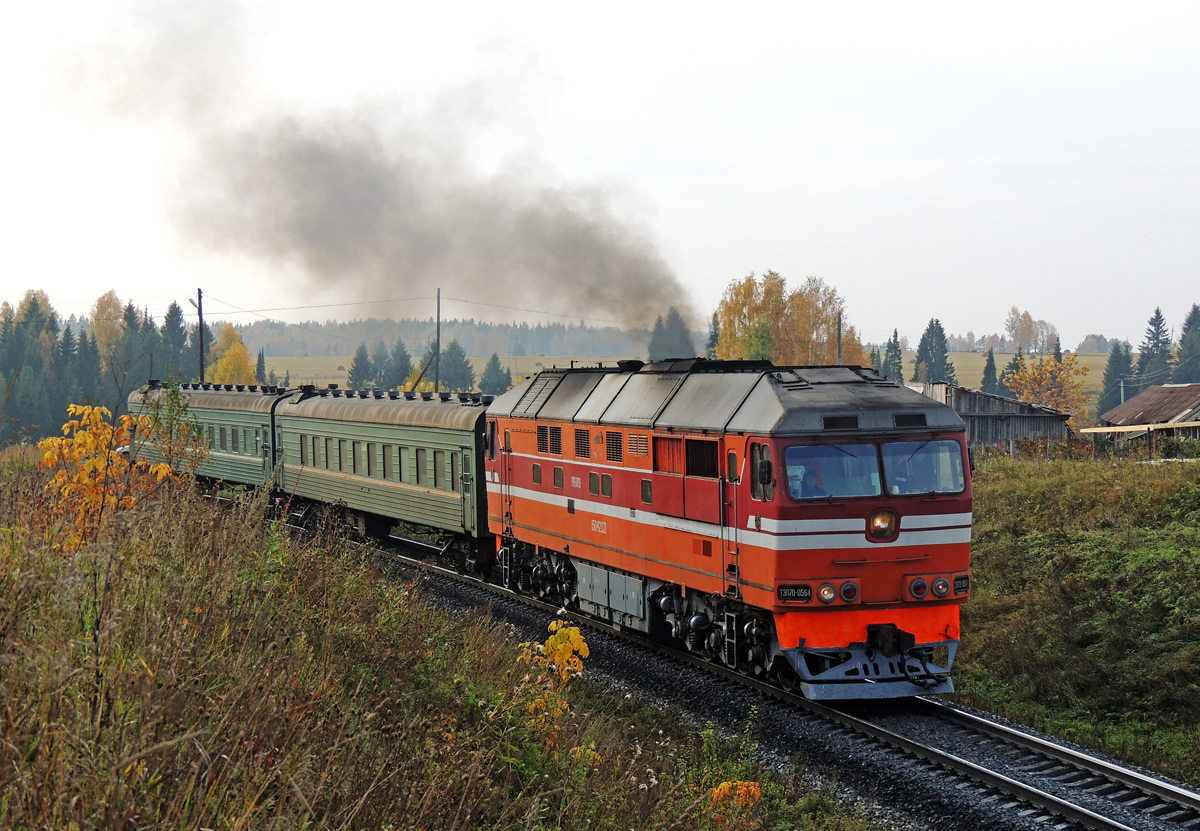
left=1100, top=383, right=1200, bottom=427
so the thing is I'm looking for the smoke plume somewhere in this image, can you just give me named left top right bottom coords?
left=68, top=3, right=694, bottom=330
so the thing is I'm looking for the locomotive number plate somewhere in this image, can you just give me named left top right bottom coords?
left=777, top=584, right=813, bottom=603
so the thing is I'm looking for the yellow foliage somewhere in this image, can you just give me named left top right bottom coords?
left=1007, top=354, right=1094, bottom=430
left=716, top=272, right=868, bottom=367
left=708, top=780, right=763, bottom=827
left=37, top=404, right=175, bottom=551
left=210, top=341, right=256, bottom=385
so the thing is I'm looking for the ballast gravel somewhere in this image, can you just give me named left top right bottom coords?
left=414, top=573, right=1065, bottom=831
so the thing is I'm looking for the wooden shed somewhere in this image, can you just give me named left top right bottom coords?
left=910, top=383, right=1071, bottom=451
left=1084, top=384, right=1200, bottom=447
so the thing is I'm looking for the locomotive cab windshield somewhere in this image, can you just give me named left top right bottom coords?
left=783, top=438, right=966, bottom=501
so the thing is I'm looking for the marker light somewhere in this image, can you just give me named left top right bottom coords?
left=839, top=581, right=859, bottom=602
left=932, top=577, right=951, bottom=598
left=818, top=583, right=837, bottom=603
left=910, top=577, right=929, bottom=599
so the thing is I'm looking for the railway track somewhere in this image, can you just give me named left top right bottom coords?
left=370, top=533, right=1199, bottom=831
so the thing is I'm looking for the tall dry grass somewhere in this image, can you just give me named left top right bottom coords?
left=0, top=440, right=875, bottom=830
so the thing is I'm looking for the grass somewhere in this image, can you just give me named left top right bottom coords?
left=0, top=441, right=878, bottom=830
left=955, top=454, right=1200, bottom=783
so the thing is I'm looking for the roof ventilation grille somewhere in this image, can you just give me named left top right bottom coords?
left=894, top=413, right=927, bottom=428
left=823, top=415, right=859, bottom=431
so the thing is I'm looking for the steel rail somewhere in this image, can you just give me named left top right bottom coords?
left=376, top=539, right=1163, bottom=831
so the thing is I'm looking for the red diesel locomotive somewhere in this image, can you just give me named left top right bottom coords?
left=483, top=359, right=971, bottom=700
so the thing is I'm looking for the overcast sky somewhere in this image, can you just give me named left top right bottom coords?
left=2, top=1, right=1197, bottom=350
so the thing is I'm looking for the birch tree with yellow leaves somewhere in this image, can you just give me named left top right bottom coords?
left=715, top=271, right=868, bottom=367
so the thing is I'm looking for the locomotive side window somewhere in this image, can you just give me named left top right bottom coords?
left=641, top=479, right=653, bottom=504
left=784, top=444, right=880, bottom=499
left=601, top=474, right=612, bottom=498
left=881, top=440, right=965, bottom=495
left=750, top=444, right=773, bottom=501
left=553, top=467, right=564, bottom=489
left=589, top=472, right=599, bottom=495
left=486, top=421, right=497, bottom=461
left=727, top=452, right=737, bottom=482
left=532, top=463, right=542, bottom=485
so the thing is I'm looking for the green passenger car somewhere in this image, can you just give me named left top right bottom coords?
left=129, top=381, right=291, bottom=487
left=275, top=389, right=489, bottom=540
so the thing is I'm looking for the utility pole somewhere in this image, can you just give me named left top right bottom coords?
left=188, top=288, right=205, bottom=383
left=434, top=287, right=441, bottom=393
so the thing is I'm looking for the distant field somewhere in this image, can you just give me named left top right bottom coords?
left=946, top=351, right=1108, bottom=398
left=266, top=351, right=1111, bottom=399
left=265, top=355, right=628, bottom=390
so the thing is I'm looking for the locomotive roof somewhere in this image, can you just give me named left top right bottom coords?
left=488, top=359, right=964, bottom=435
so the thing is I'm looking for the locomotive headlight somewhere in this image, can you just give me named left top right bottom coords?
left=931, top=576, right=951, bottom=598
left=868, top=509, right=897, bottom=539
left=818, top=583, right=837, bottom=603
left=909, top=577, right=929, bottom=599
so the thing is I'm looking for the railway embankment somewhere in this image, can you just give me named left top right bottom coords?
left=0, top=441, right=876, bottom=830
left=958, top=455, right=1200, bottom=785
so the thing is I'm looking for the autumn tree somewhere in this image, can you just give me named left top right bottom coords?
left=1007, top=353, right=1093, bottom=430
left=1173, top=303, right=1200, bottom=383
left=89, top=290, right=124, bottom=364
left=715, top=271, right=867, bottom=366
left=208, top=325, right=255, bottom=384
left=1097, top=340, right=1134, bottom=419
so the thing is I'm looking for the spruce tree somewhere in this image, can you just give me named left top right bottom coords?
left=1173, top=303, right=1200, bottom=383
left=1135, top=307, right=1173, bottom=391
left=1052, top=337, right=1062, bottom=363
left=980, top=349, right=999, bottom=395
left=370, top=341, right=390, bottom=385
left=438, top=339, right=475, bottom=392
left=911, top=319, right=956, bottom=384
left=869, top=346, right=881, bottom=375
left=998, top=348, right=1024, bottom=398
left=346, top=343, right=373, bottom=389
left=881, top=330, right=904, bottom=381
left=1098, top=340, right=1135, bottom=419
left=706, top=311, right=720, bottom=359
left=161, top=302, right=189, bottom=380
left=387, top=339, right=413, bottom=389
left=255, top=349, right=267, bottom=384
left=479, top=352, right=513, bottom=394
left=661, top=307, right=695, bottom=358
left=647, top=316, right=667, bottom=361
